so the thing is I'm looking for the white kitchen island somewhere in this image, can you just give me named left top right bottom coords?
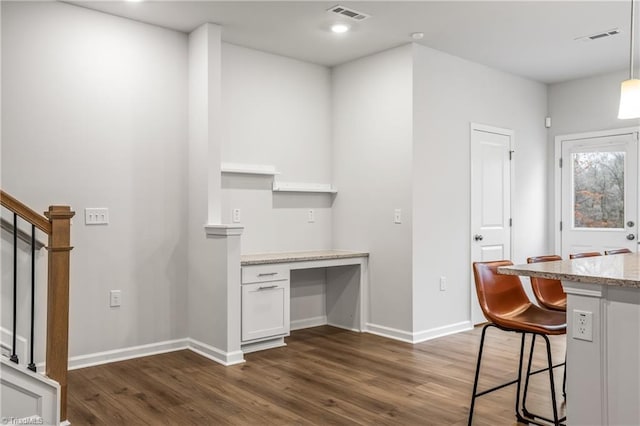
left=500, top=254, right=640, bottom=426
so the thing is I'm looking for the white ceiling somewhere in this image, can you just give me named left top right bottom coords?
left=68, top=1, right=634, bottom=84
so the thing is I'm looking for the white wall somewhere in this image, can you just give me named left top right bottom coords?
left=412, top=44, right=548, bottom=334
left=221, top=43, right=333, bottom=254
left=0, top=1, right=559, bottom=362
left=1, top=2, right=188, bottom=359
left=332, top=45, right=414, bottom=336
left=548, top=70, right=633, bottom=137
left=547, top=70, right=640, bottom=249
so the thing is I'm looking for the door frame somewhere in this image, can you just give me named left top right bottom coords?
left=553, top=126, right=640, bottom=255
left=469, top=122, right=515, bottom=324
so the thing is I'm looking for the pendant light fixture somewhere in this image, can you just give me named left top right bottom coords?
left=618, top=0, right=640, bottom=119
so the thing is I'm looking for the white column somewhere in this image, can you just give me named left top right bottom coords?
left=187, top=23, right=244, bottom=364
left=188, top=23, right=222, bottom=225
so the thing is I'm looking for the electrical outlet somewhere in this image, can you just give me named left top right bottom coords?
left=440, top=276, right=447, bottom=291
left=232, top=208, right=241, bottom=223
left=394, top=209, right=402, bottom=224
left=110, top=290, right=122, bottom=308
left=308, top=209, right=315, bottom=223
left=572, top=309, right=593, bottom=341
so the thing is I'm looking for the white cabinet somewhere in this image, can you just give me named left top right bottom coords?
left=241, top=266, right=290, bottom=343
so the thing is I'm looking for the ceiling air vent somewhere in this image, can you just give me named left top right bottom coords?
left=575, top=28, right=620, bottom=42
left=327, top=5, right=370, bottom=21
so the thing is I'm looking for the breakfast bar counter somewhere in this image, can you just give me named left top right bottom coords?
left=500, top=254, right=640, bottom=425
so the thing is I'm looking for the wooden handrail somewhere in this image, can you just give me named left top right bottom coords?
left=1, top=190, right=74, bottom=422
left=0, top=190, right=51, bottom=234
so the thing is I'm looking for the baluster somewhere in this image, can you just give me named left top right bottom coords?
left=28, top=224, right=36, bottom=372
left=10, top=213, right=18, bottom=364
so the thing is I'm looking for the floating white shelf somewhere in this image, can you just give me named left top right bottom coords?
left=272, top=181, right=337, bottom=194
left=221, top=163, right=280, bottom=176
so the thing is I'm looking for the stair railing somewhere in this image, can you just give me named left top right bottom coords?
left=1, top=190, right=74, bottom=422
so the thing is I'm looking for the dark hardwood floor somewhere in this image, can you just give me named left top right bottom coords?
left=67, top=325, right=566, bottom=425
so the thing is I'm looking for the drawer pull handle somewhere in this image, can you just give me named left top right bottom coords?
left=257, top=272, right=278, bottom=277
left=258, top=285, right=278, bottom=290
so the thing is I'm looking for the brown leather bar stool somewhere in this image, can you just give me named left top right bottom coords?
left=469, top=261, right=566, bottom=426
left=569, top=251, right=601, bottom=259
left=527, top=255, right=567, bottom=398
left=604, top=248, right=632, bottom=255
left=527, top=255, right=566, bottom=311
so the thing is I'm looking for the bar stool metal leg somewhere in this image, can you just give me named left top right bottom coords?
left=518, top=334, right=566, bottom=426
left=514, top=332, right=529, bottom=424
left=469, top=326, right=532, bottom=425
left=521, top=334, right=537, bottom=420
left=543, top=334, right=561, bottom=425
left=468, top=324, right=491, bottom=426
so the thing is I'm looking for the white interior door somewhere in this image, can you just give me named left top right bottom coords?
left=470, top=124, right=513, bottom=324
left=561, top=133, right=638, bottom=257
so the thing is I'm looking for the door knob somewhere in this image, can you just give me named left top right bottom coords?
left=627, top=234, right=636, bottom=241
left=474, top=234, right=484, bottom=241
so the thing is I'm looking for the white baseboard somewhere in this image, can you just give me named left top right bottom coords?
left=411, top=321, right=473, bottom=343
left=365, top=323, right=414, bottom=343
left=327, top=322, right=361, bottom=333
left=365, top=321, right=472, bottom=344
left=241, top=337, right=286, bottom=354
left=290, top=316, right=327, bottom=331
left=188, top=339, right=244, bottom=366
left=67, top=339, right=188, bottom=370
left=39, top=321, right=472, bottom=371
left=65, top=338, right=245, bottom=370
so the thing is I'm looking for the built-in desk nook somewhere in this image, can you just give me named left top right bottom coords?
left=500, top=254, right=640, bottom=426
left=240, top=250, right=369, bottom=353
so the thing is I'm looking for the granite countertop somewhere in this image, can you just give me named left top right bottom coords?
left=499, top=253, right=640, bottom=288
left=241, top=250, right=369, bottom=266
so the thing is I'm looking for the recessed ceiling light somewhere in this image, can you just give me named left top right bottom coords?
left=331, top=23, right=350, bottom=34
left=411, top=32, right=425, bottom=40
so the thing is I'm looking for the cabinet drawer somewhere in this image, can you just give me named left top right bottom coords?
left=242, top=281, right=290, bottom=342
left=242, top=265, right=289, bottom=284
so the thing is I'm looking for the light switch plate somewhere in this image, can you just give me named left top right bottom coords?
left=394, top=209, right=402, bottom=224
left=109, top=290, right=121, bottom=307
left=85, top=208, right=109, bottom=225
left=232, top=208, right=241, bottom=223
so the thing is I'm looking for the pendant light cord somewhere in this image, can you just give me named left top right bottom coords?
left=631, top=0, right=636, bottom=79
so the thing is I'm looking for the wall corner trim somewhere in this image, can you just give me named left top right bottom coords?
left=366, top=321, right=472, bottom=344
left=365, top=323, right=414, bottom=343
left=411, top=321, right=473, bottom=344
left=204, top=224, right=244, bottom=237
left=188, top=339, right=245, bottom=366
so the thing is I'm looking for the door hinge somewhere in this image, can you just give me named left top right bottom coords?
left=509, top=150, right=514, bottom=160
left=509, top=218, right=512, bottom=227
left=560, top=221, right=563, bottom=231
left=559, top=158, right=563, bottom=168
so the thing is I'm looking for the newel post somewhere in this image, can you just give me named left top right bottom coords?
left=45, top=205, right=75, bottom=422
